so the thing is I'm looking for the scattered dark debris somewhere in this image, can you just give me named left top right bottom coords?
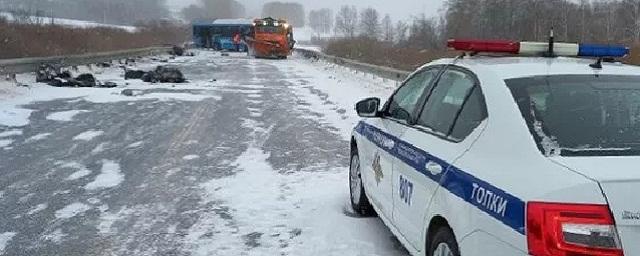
left=171, top=45, right=185, bottom=56
left=242, top=232, right=263, bottom=248
left=58, top=71, right=72, bottom=79
left=75, top=73, right=96, bottom=87
left=52, top=73, right=94, bottom=87
left=117, top=58, right=136, bottom=66
left=289, top=228, right=302, bottom=239
left=97, top=62, right=112, bottom=68
left=100, top=81, right=118, bottom=88
left=48, top=78, right=74, bottom=87
left=36, top=64, right=62, bottom=83
left=123, top=65, right=186, bottom=84
left=125, top=70, right=146, bottom=80
left=121, top=89, right=143, bottom=96
left=36, top=64, right=118, bottom=88
left=140, top=66, right=186, bottom=83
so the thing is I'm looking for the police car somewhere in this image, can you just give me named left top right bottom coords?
left=349, top=39, right=639, bottom=256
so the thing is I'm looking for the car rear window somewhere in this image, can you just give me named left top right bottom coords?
left=506, top=75, right=640, bottom=156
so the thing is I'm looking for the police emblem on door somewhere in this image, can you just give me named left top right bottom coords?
left=372, top=153, right=383, bottom=185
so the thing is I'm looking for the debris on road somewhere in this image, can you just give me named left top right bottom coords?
left=47, top=74, right=97, bottom=87
left=171, top=45, right=185, bottom=56
left=75, top=74, right=96, bottom=87
left=141, top=66, right=186, bottom=83
left=36, top=64, right=118, bottom=88
left=36, top=64, right=63, bottom=83
left=100, top=81, right=118, bottom=88
left=97, top=62, right=112, bottom=68
left=124, top=69, right=146, bottom=80
left=121, top=89, right=143, bottom=96
left=123, top=65, right=187, bottom=84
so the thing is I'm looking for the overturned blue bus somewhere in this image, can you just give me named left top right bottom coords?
left=192, top=19, right=253, bottom=52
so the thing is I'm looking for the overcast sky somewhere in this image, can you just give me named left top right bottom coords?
left=167, top=0, right=447, bottom=22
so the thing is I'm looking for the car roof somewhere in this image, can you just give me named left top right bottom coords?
left=427, top=56, right=640, bottom=80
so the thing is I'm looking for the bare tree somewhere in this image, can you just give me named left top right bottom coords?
left=395, top=20, right=409, bottom=43
left=319, top=9, right=333, bottom=34
left=408, top=14, right=441, bottom=49
left=2, top=0, right=170, bottom=25
left=621, top=0, right=640, bottom=42
left=334, top=5, right=358, bottom=38
left=359, top=7, right=380, bottom=39
left=309, top=10, right=322, bottom=35
left=309, top=8, right=333, bottom=36
left=262, top=2, right=305, bottom=27
left=181, top=0, right=245, bottom=21
left=381, top=14, right=394, bottom=42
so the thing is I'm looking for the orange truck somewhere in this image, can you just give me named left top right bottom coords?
left=246, top=17, right=295, bottom=59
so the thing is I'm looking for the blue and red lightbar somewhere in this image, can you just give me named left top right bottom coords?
left=447, top=39, right=629, bottom=58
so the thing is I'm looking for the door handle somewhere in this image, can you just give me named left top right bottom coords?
left=425, top=161, right=443, bottom=176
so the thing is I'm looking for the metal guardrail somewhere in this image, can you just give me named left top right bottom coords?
left=294, top=48, right=411, bottom=82
left=0, top=47, right=172, bottom=76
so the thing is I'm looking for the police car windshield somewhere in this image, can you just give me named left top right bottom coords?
left=507, top=75, right=640, bottom=157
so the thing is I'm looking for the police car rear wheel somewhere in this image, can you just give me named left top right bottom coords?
left=349, top=151, right=375, bottom=216
left=429, top=227, right=460, bottom=256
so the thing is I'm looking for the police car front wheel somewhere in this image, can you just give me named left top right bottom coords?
left=349, top=149, right=375, bottom=216
left=428, top=227, right=460, bottom=256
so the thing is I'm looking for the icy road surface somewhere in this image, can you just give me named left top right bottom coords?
left=0, top=51, right=408, bottom=255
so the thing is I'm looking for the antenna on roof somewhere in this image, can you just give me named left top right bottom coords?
left=544, top=27, right=555, bottom=57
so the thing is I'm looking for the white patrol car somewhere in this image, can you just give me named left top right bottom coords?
left=349, top=39, right=638, bottom=256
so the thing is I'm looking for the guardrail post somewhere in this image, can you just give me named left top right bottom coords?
left=5, top=73, right=16, bottom=85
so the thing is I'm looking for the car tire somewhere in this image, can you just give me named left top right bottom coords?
left=428, top=226, right=460, bottom=256
left=350, top=149, right=376, bottom=216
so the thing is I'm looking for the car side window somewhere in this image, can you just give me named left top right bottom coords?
left=417, top=69, right=478, bottom=136
left=450, top=86, right=488, bottom=140
left=386, top=69, right=438, bottom=122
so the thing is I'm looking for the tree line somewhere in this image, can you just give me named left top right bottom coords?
left=181, top=0, right=306, bottom=27
left=0, top=0, right=169, bottom=25
left=322, top=0, right=640, bottom=50
left=445, top=0, right=640, bottom=45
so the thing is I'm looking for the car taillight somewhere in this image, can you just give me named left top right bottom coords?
left=527, top=202, right=623, bottom=256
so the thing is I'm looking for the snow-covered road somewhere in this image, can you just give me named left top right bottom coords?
left=0, top=50, right=408, bottom=256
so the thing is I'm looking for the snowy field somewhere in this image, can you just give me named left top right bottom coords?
left=0, top=50, right=409, bottom=255
left=0, top=12, right=137, bottom=32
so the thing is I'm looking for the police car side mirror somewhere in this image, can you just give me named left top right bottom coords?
left=356, top=97, right=381, bottom=118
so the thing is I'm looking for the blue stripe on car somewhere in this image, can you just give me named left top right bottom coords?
left=355, top=121, right=526, bottom=235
